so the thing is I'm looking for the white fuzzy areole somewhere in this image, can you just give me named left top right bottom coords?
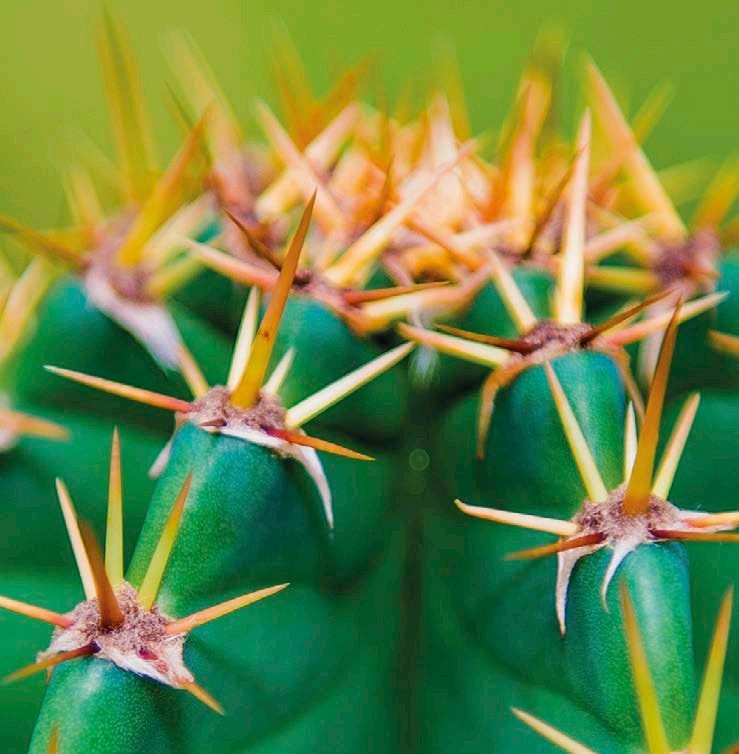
left=554, top=487, right=731, bottom=635
left=150, top=386, right=336, bottom=528
left=42, top=583, right=191, bottom=689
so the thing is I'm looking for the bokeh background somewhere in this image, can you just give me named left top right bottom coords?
left=0, top=0, right=736, bottom=229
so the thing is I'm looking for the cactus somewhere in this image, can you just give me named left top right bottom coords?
left=4, top=433, right=287, bottom=750
left=515, top=584, right=733, bottom=754
left=0, top=17, right=737, bottom=754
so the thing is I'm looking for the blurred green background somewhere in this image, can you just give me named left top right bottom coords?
left=0, top=0, right=736, bottom=226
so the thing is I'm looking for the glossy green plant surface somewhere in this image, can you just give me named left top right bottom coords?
left=29, top=530, right=405, bottom=754
left=661, top=250, right=739, bottom=397
left=0, top=414, right=162, bottom=570
left=0, top=571, right=82, bottom=754
left=415, top=350, right=706, bottom=752
left=662, top=389, right=739, bottom=751
left=2, top=326, right=735, bottom=754
left=1, top=277, right=232, bottom=432
left=20, top=361, right=407, bottom=752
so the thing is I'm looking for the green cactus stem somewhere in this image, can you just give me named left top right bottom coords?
left=515, top=585, right=733, bottom=754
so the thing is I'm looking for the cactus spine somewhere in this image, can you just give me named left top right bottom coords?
left=0, top=16, right=737, bottom=754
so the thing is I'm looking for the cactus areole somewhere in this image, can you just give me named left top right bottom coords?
left=0, top=14, right=738, bottom=754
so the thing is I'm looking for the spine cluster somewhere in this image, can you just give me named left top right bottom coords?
left=0, top=16, right=737, bottom=754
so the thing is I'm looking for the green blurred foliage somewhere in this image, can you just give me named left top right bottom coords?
left=0, top=0, right=737, bottom=228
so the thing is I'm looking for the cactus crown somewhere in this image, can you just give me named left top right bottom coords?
left=0, top=14, right=736, bottom=754
left=401, top=182, right=726, bottom=454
